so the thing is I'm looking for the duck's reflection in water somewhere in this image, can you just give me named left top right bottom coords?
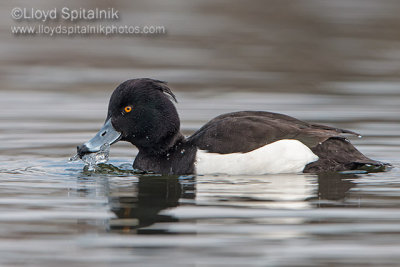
left=103, top=172, right=359, bottom=233
left=108, top=175, right=195, bottom=234
left=315, top=172, right=357, bottom=202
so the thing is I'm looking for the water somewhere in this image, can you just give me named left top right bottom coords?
left=1, top=0, right=400, bottom=266
left=1, top=91, right=399, bottom=267
left=70, top=143, right=111, bottom=170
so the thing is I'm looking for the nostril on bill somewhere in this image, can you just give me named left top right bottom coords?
left=101, top=131, right=107, bottom=136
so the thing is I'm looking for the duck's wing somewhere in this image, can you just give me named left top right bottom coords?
left=187, top=111, right=359, bottom=154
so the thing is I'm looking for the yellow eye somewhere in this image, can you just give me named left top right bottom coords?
left=124, top=106, right=132, bottom=113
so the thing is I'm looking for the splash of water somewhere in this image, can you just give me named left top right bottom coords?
left=69, top=143, right=110, bottom=170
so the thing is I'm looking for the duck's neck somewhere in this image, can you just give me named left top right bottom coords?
left=136, top=131, right=185, bottom=156
left=133, top=132, right=197, bottom=175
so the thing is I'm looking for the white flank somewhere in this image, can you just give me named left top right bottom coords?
left=195, top=139, right=319, bottom=175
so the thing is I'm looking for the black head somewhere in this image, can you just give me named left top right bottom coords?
left=77, top=78, right=182, bottom=157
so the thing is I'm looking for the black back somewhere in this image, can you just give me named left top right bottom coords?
left=188, top=111, right=357, bottom=153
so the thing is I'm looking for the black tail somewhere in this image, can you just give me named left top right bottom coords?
left=304, top=137, right=390, bottom=173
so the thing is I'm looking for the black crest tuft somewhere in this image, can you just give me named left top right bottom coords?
left=141, top=78, right=178, bottom=103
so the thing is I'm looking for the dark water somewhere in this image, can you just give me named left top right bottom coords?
left=1, top=0, right=400, bottom=266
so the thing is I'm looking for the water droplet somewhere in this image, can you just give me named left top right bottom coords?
left=358, top=135, right=363, bottom=138
left=70, top=143, right=110, bottom=169
left=181, top=149, right=185, bottom=154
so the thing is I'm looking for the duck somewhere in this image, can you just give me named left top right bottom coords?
left=77, top=78, right=389, bottom=175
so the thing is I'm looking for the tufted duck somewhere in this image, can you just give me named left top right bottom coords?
left=77, top=78, right=390, bottom=175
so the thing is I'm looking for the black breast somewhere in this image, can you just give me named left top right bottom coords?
left=133, top=141, right=197, bottom=175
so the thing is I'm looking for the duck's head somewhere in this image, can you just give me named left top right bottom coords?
left=77, top=78, right=180, bottom=157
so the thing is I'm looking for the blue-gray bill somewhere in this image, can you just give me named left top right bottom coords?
left=77, top=119, right=121, bottom=158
